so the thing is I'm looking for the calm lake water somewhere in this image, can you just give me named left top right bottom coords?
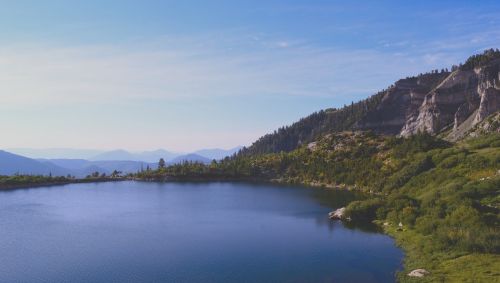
left=0, top=181, right=403, bottom=283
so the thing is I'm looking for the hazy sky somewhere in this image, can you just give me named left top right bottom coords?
left=1, top=0, right=499, bottom=151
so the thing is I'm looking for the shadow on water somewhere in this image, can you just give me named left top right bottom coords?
left=306, top=186, right=384, bottom=233
left=144, top=180, right=384, bottom=234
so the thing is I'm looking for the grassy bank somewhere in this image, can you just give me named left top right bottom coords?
left=383, top=224, right=500, bottom=282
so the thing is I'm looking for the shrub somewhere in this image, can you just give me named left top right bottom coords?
left=384, top=155, right=435, bottom=191
left=345, top=198, right=385, bottom=221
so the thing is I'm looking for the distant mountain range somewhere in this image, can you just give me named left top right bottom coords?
left=6, top=148, right=104, bottom=159
left=39, top=159, right=154, bottom=177
left=169, top=154, right=211, bottom=164
left=0, top=150, right=71, bottom=176
left=193, top=147, right=243, bottom=160
left=89, top=147, right=243, bottom=162
left=0, top=146, right=243, bottom=177
left=8, top=147, right=243, bottom=163
left=89, top=149, right=178, bottom=162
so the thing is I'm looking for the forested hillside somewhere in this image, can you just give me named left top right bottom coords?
left=240, top=91, right=385, bottom=155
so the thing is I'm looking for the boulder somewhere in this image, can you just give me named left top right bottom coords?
left=328, top=207, right=346, bottom=220
left=408, top=269, right=429, bottom=277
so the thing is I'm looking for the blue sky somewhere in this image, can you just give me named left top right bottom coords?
left=1, top=0, right=499, bottom=151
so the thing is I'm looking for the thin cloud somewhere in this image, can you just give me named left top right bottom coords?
left=0, top=34, right=434, bottom=107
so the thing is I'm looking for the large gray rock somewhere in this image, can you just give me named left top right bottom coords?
left=401, top=58, right=500, bottom=138
left=328, top=207, right=346, bottom=220
left=408, top=269, right=430, bottom=277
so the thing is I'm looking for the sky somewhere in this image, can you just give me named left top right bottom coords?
left=1, top=0, right=499, bottom=152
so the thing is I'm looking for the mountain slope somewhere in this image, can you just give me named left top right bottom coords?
left=401, top=51, right=500, bottom=138
left=194, top=146, right=243, bottom=160
left=136, top=149, right=179, bottom=163
left=169, top=154, right=211, bottom=164
left=90, top=150, right=138, bottom=161
left=0, top=150, right=71, bottom=176
left=242, top=49, right=500, bottom=155
left=45, top=159, right=156, bottom=177
left=90, top=149, right=179, bottom=162
left=6, top=148, right=104, bottom=159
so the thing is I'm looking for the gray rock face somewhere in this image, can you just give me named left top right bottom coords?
left=465, top=112, right=500, bottom=139
left=400, top=59, right=500, bottom=137
left=475, top=83, right=500, bottom=124
left=328, top=207, right=346, bottom=220
left=356, top=73, right=448, bottom=134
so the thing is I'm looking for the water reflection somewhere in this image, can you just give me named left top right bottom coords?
left=0, top=181, right=402, bottom=283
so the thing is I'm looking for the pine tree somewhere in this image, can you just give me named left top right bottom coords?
left=158, top=158, right=166, bottom=169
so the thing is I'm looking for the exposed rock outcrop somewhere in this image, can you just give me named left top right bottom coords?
left=408, top=269, right=429, bottom=278
left=356, top=73, right=448, bottom=134
left=401, top=54, right=499, bottom=138
left=241, top=50, right=500, bottom=156
left=328, top=207, right=346, bottom=220
left=462, top=112, right=500, bottom=139
left=401, top=70, right=479, bottom=135
left=356, top=50, right=500, bottom=139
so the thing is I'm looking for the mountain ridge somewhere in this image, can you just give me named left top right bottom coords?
left=241, top=49, right=500, bottom=155
left=0, top=150, right=72, bottom=176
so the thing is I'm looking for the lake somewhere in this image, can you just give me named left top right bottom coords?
left=0, top=181, right=403, bottom=282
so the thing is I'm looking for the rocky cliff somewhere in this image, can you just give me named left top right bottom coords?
left=402, top=57, right=500, bottom=140
left=357, top=49, right=500, bottom=140
left=356, top=72, right=448, bottom=134
left=242, top=50, right=500, bottom=155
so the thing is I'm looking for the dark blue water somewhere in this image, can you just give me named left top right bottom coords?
left=0, top=181, right=402, bottom=283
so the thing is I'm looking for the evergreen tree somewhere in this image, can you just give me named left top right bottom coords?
left=158, top=158, right=166, bottom=169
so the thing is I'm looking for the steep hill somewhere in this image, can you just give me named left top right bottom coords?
left=194, top=146, right=243, bottom=160
left=242, top=49, right=500, bottom=155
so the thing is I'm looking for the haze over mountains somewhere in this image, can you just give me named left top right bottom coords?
left=0, top=150, right=70, bottom=176
left=1, top=146, right=243, bottom=177
left=7, top=147, right=242, bottom=162
left=89, top=149, right=177, bottom=162
left=6, top=148, right=104, bottom=160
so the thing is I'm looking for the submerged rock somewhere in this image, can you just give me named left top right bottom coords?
left=328, top=207, right=346, bottom=220
left=408, top=269, right=429, bottom=277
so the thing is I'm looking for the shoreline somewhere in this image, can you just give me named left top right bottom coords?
left=0, top=177, right=126, bottom=191
left=2, top=177, right=495, bottom=281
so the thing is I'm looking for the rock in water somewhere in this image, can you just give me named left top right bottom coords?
left=408, top=269, right=429, bottom=277
left=328, top=207, right=346, bottom=220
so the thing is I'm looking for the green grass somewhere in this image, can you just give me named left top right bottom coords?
left=384, top=225, right=500, bottom=282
